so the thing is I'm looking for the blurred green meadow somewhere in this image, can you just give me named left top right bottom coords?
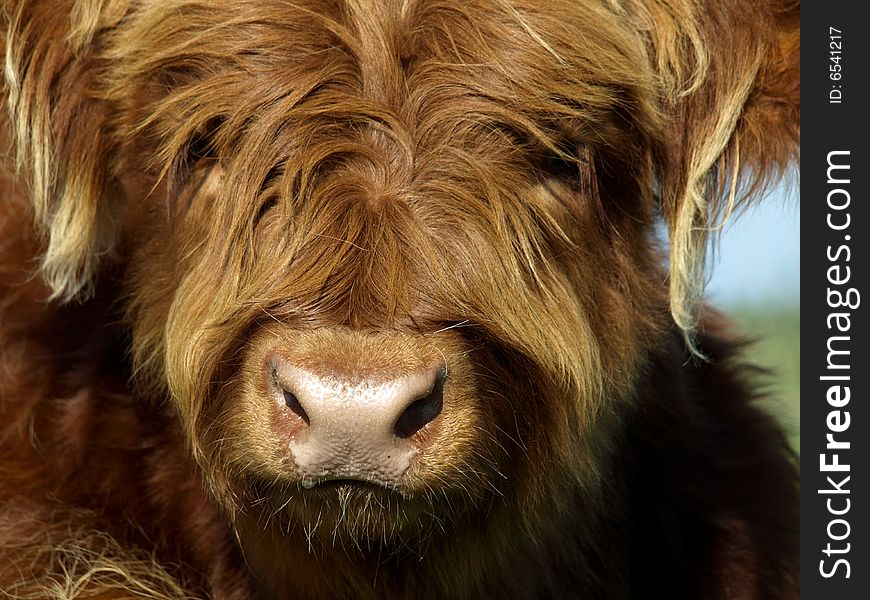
left=724, top=304, right=800, bottom=453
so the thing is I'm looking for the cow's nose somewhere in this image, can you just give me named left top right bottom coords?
left=269, top=355, right=446, bottom=487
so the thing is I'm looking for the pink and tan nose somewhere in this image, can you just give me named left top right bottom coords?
left=270, top=356, right=445, bottom=487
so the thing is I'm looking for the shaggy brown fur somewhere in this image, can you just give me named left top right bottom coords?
left=0, top=0, right=798, bottom=598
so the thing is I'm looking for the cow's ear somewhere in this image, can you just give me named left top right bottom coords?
left=3, top=1, right=127, bottom=300
left=634, top=0, right=799, bottom=343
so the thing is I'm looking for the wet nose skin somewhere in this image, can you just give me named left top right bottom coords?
left=271, top=357, right=445, bottom=488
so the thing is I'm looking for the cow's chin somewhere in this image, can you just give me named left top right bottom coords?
left=233, top=474, right=459, bottom=551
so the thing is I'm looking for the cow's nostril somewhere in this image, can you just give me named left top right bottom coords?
left=394, top=371, right=445, bottom=439
left=283, top=389, right=310, bottom=425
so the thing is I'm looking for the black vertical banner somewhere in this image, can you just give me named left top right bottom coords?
left=801, top=3, right=870, bottom=598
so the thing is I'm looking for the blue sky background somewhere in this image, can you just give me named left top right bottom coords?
left=705, top=179, right=800, bottom=308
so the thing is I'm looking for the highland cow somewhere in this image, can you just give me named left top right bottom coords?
left=0, top=0, right=799, bottom=598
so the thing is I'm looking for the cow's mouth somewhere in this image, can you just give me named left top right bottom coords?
left=297, top=473, right=412, bottom=498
